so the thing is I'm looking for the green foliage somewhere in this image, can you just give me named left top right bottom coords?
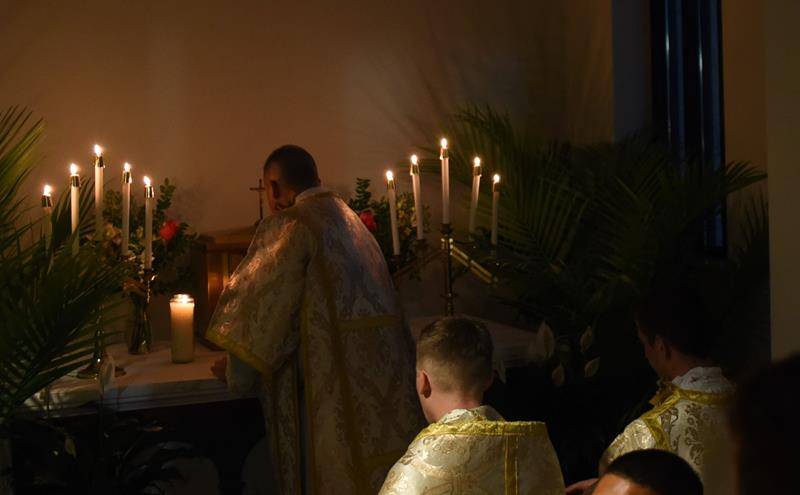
left=0, top=107, right=126, bottom=428
left=437, top=104, right=767, bottom=375
left=347, top=177, right=431, bottom=269
left=103, top=177, right=199, bottom=295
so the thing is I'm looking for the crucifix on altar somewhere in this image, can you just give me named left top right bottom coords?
left=249, top=178, right=265, bottom=223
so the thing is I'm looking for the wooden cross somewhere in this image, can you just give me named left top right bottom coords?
left=249, top=178, right=265, bottom=221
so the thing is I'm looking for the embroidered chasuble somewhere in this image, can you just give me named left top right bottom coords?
left=600, top=367, right=733, bottom=481
left=207, top=188, right=424, bottom=494
left=379, top=405, right=565, bottom=495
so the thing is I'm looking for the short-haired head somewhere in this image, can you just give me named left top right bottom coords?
left=635, top=269, right=716, bottom=360
left=263, top=145, right=320, bottom=212
left=417, top=317, right=493, bottom=396
left=729, top=354, right=800, bottom=494
left=595, top=450, right=703, bottom=495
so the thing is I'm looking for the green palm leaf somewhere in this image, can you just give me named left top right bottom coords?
left=0, top=107, right=125, bottom=427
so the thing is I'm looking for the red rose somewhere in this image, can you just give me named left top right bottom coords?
left=359, top=210, right=377, bottom=233
left=159, top=219, right=179, bottom=242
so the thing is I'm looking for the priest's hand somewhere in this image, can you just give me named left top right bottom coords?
left=565, top=478, right=598, bottom=495
left=211, top=356, right=228, bottom=383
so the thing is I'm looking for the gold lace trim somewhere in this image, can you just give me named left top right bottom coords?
left=641, top=383, right=732, bottom=450
left=416, top=420, right=548, bottom=440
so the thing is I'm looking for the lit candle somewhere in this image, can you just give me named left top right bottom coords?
left=469, top=157, right=482, bottom=234
left=386, top=170, right=400, bottom=256
left=70, top=163, right=80, bottom=254
left=170, top=294, right=195, bottom=363
left=93, top=144, right=104, bottom=237
left=121, top=163, right=132, bottom=255
left=440, top=138, right=450, bottom=225
left=41, top=184, right=53, bottom=247
left=409, top=154, right=424, bottom=240
left=491, top=174, right=500, bottom=246
left=143, top=176, right=154, bottom=270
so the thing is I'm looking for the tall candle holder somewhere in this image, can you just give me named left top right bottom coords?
left=441, top=224, right=455, bottom=316
left=76, top=316, right=106, bottom=379
left=128, top=269, right=155, bottom=355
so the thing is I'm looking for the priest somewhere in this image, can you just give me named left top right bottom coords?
left=208, top=145, right=424, bottom=494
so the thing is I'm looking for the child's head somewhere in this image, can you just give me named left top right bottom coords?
left=415, top=317, right=494, bottom=423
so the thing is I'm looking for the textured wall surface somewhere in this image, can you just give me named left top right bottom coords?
left=0, top=0, right=616, bottom=233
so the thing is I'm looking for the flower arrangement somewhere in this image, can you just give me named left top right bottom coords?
left=102, top=177, right=198, bottom=295
left=348, top=177, right=430, bottom=270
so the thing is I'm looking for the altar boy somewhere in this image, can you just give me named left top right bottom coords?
left=379, top=317, right=565, bottom=494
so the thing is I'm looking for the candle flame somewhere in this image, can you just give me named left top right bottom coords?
left=385, top=170, right=394, bottom=182
left=123, top=162, right=131, bottom=172
left=473, top=157, right=481, bottom=167
left=440, top=138, right=448, bottom=149
left=43, top=184, right=52, bottom=196
left=93, top=144, right=103, bottom=157
left=143, top=176, right=151, bottom=187
left=171, top=293, right=194, bottom=304
left=493, top=174, right=501, bottom=184
left=410, top=154, right=418, bottom=165
left=70, top=163, right=79, bottom=175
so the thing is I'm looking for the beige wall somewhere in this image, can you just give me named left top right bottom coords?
left=764, top=0, right=800, bottom=359
left=723, top=0, right=800, bottom=358
left=0, top=0, right=617, bottom=234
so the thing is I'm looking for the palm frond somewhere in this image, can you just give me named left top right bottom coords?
left=0, top=107, right=125, bottom=426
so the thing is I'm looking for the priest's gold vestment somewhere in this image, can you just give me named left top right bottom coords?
left=379, top=405, right=565, bottom=495
left=600, top=367, right=733, bottom=481
left=207, top=189, right=424, bottom=494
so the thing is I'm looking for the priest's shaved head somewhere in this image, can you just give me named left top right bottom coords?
left=592, top=450, right=703, bottom=495
left=415, top=317, right=494, bottom=423
left=263, top=144, right=321, bottom=212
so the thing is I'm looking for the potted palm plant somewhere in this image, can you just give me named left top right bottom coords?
left=0, top=107, right=126, bottom=491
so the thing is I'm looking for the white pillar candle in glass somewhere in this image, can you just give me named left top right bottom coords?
left=169, top=294, right=195, bottom=363
left=468, top=157, right=482, bottom=234
left=386, top=170, right=401, bottom=256
left=70, top=163, right=80, bottom=254
left=121, top=163, right=132, bottom=255
left=439, top=138, right=450, bottom=225
left=491, top=174, right=501, bottom=246
left=409, top=154, right=424, bottom=240
left=41, top=185, right=53, bottom=247
left=143, top=176, right=154, bottom=270
left=93, top=144, right=104, bottom=237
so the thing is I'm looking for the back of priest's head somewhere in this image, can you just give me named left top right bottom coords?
left=416, top=317, right=493, bottom=399
left=264, top=144, right=321, bottom=191
left=593, top=449, right=703, bottom=495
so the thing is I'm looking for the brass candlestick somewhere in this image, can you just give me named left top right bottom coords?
left=441, top=224, right=455, bottom=316
left=76, top=316, right=106, bottom=379
left=128, top=269, right=155, bottom=355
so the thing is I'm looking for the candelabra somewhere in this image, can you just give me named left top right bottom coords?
left=393, top=225, right=500, bottom=316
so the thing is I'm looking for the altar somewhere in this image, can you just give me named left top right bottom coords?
left=24, top=341, right=239, bottom=417
left=26, top=317, right=537, bottom=417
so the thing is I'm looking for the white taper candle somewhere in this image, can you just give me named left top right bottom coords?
left=143, top=176, right=154, bottom=270
left=440, top=138, right=450, bottom=225
left=93, top=144, right=104, bottom=237
left=469, top=157, right=482, bottom=234
left=41, top=185, right=53, bottom=247
left=386, top=170, right=400, bottom=256
left=491, top=174, right=500, bottom=246
left=70, top=163, right=80, bottom=254
left=409, top=154, right=424, bottom=240
left=122, top=163, right=132, bottom=255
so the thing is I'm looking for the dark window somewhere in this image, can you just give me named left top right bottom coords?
left=651, top=0, right=726, bottom=255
